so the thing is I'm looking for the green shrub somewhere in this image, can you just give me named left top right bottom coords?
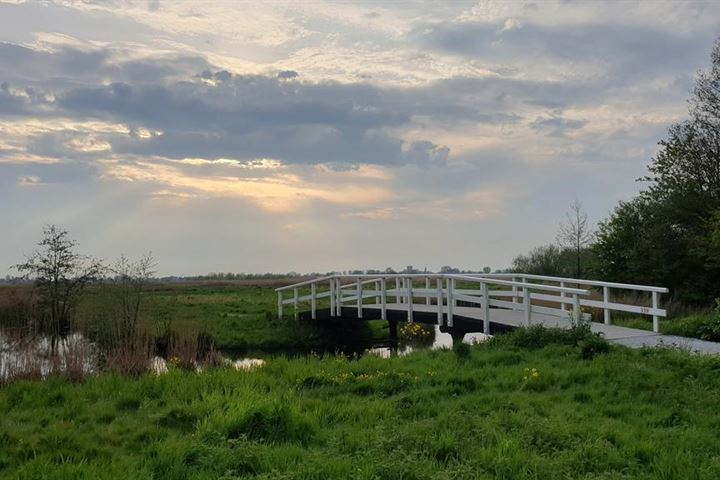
left=579, top=335, right=611, bottom=360
left=696, top=298, right=720, bottom=341
left=494, top=325, right=593, bottom=350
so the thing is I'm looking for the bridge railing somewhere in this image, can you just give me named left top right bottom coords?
left=275, top=273, right=591, bottom=333
left=462, top=273, right=669, bottom=332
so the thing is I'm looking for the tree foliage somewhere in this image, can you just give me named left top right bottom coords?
left=594, top=40, right=720, bottom=303
left=511, top=244, right=595, bottom=278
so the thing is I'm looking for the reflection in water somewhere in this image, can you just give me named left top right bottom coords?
left=2, top=321, right=490, bottom=380
left=368, top=325, right=490, bottom=358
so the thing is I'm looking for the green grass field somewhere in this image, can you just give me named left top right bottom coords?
left=3, top=331, right=720, bottom=479
left=72, top=282, right=352, bottom=354
left=614, top=312, right=718, bottom=340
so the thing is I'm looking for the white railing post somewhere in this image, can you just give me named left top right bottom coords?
left=293, top=287, right=299, bottom=321
left=573, top=293, right=580, bottom=325
left=523, top=285, right=531, bottom=326
left=375, top=279, right=380, bottom=305
left=336, top=278, right=342, bottom=316
left=447, top=277, right=454, bottom=327
left=512, top=276, right=518, bottom=307
left=453, top=277, right=458, bottom=309
left=482, top=281, right=490, bottom=334
left=329, top=279, right=335, bottom=316
left=407, top=277, right=414, bottom=323
left=395, top=277, right=401, bottom=304
left=652, top=291, right=659, bottom=333
left=380, top=277, right=387, bottom=321
left=560, top=280, right=566, bottom=311
left=311, top=282, right=317, bottom=320
left=278, top=291, right=283, bottom=319
left=357, top=277, right=363, bottom=319
left=436, top=277, right=443, bottom=326
left=603, top=286, right=610, bottom=325
left=425, top=277, right=431, bottom=305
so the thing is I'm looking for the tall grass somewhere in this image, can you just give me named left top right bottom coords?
left=3, top=328, right=720, bottom=478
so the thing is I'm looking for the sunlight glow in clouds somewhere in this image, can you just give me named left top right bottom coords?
left=0, top=0, right=718, bottom=274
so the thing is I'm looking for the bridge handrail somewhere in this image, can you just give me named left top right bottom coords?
left=465, top=273, right=668, bottom=293
left=448, top=274, right=589, bottom=295
left=275, top=273, right=588, bottom=296
left=275, top=275, right=335, bottom=291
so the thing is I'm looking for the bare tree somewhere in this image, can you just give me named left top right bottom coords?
left=110, top=253, right=156, bottom=346
left=14, top=225, right=103, bottom=352
left=557, top=200, right=594, bottom=278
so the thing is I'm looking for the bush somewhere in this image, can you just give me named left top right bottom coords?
left=495, top=324, right=592, bottom=350
left=579, top=335, right=611, bottom=360
left=696, top=298, right=720, bottom=341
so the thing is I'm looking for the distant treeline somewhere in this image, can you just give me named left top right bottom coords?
left=2, top=267, right=498, bottom=285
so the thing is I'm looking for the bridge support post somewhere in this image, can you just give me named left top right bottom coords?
left=406, top=277, right=413, bottom=323
left=603, top=286, right=610, bottom=325
left=357, top=277, right=363, bottom=319
left=329, top=279, right=335, bottom=317
left=395, top=278, right=401, bottom=304
left=482, top=281, right=490, bottom=334
left=450, top=329, right=465, bottom=346
left=278, top=291, right=283, bottom=319
left=388, top=318, right=398, bottom=345
left=311, top=283, right=317, bottom=320
left=436, top=278, right=443, bottom=326
left=380, top=278, right=387, bottom=320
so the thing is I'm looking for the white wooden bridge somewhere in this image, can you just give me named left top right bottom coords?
left=276, top=273, right=672, bottom=345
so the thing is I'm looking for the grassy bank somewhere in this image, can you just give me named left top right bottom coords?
left=2, top=330, right=720, bottom=479
left=78, top=283, right=327, bottom=352
left=614, top=311, right=719, bottom=340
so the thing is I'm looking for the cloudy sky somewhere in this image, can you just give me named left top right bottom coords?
left=0, top=0, right=718, bottom=276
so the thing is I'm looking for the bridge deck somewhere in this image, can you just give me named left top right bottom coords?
left=384, top=303, right=656, bottom=341
left=320, top=303, right=720, bottom=354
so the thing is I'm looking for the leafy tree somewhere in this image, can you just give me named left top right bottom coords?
left=512, top=245, right=563, bottom=276
left=14, top=225, right=103, bottom=352
left=594, top=40, right=720, bottom=303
